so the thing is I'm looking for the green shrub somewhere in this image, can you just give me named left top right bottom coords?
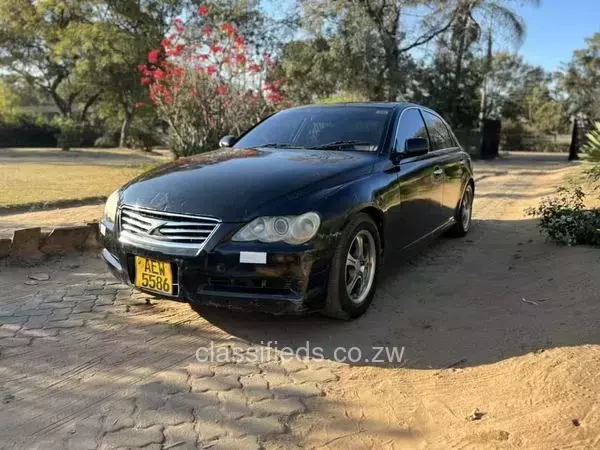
left=526, top=185, right=600, bottom=246
left=0, top=113, right=58, bottom=147
left=94, top=133, right=118, bottom=148
left=126, top=126, right=163, bottom=152
left=582, top=121, right=600, bottom=187
left=52, top=116, right=84, bottom=150
left=318, top=91, right=369, bottom=104
left=500, top=119, right=526, bottom=151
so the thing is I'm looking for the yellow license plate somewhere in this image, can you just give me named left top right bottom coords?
left=134, top=256, right=173, bottom=295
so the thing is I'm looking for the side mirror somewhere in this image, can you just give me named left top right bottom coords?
left=404, top=137, right=429, bottom=156
left=219, top=135, right=236, bottom=148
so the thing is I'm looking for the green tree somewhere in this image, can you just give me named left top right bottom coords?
left=438, top=0, right=540, bottom=125
left=412, top=43, right=483, bottom=129
left=532, top=101, right=564, bottom=135
left=0, top=0, right=102, bottom=121
left=559, top=33, right=600, bottom=119
left=294, top=0, right=458, bottom=101
left=0, top=81, right=23, bottom=123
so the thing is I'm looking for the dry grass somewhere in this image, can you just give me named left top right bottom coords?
left=0, top=163, right=143, bottom=208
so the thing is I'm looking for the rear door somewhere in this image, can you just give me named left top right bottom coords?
left=421, top=111, right=465, bottom=221
left=392, top=108, right=445, bottom=249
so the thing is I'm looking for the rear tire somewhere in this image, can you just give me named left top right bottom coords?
left=324, top=213, right=381, bottom=320
left=447, top=183, right=474, bottom=238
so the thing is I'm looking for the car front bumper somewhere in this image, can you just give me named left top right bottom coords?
left=101, top=224, right=332, bottom=315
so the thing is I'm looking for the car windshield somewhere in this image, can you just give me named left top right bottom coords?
left=234, top=106, right=392, bottom=151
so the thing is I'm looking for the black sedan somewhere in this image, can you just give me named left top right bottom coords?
left=100, top=103, right=474, bottom=319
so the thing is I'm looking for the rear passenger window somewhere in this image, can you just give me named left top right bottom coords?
left=423, top=111, right=455, bottom=151
left=395, top=109, right=429, bottom=153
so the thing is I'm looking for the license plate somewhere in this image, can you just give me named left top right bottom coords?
left=134, top=256, right=173, bottom=295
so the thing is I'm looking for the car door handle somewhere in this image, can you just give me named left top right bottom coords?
left=433, top=167, right=444, bottom=177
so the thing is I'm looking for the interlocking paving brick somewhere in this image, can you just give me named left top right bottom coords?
left=72, top=301, right=94, bottom=313
left=70, top=312, right=107, bottom=321
left=0, top=337, right=32, bottom=347
left=63, top=295, right=97, bottom=302
left=100, top=425, right=163, bottom=448
left=191, top=374, right=241, bottom=392
left=0, top=326, right=19, bottom=338
left=163, top=422, right=197, bottom=450
left=136, top=396, right=194, bottom=427
left=262, top=371, right=292, bottom=388
left=170, top=391, right=219, bottom=409
left=218, top=389, right=252, bottom=420
left=20, top=308, right=53, bottom=316
left=231, top=415, right=285, bottom=437
left=41, top=302, right=74, bottom=309
left=195, top=406, right=228, bottom=441
left=213, top=361, right=261, bottom=377
left=208, top=436, right=260, bottom=450
left=64, top=414, right=103, bottom=450
left=102, top=398, right=136, bottom=432
left=274, top=382, right=323, bottom=399
left=18, top=328, right=59, bottom=338
left=240, top=374, right=272, bottom=402
left=44, top=319, right=84, bottom=329
left=134, top=384, right=168, bottom=411
left=185, top=362, right=214, bottom=378
left=0, top=315, right=29, bottom=325
left=49, top=309, right=72, bottom=321
left=96, top=295, right=115, bottom=306
left=154, top=370, right=189, bottom=394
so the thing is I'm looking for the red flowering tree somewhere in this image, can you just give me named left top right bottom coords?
left=138, top=5, right=287, bottom=157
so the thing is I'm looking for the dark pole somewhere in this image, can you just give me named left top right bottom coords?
left=568, top=119, right=579, bottom=161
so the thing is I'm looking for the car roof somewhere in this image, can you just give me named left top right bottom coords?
left=288, top=102, right=418, bottom=111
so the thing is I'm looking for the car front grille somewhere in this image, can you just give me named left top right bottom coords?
left=118, top=206, right=221, bottom=256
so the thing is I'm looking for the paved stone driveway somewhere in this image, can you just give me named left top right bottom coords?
left=0, top=255, right=339, bottom=449
left=2, top=152, right=593, bottom=449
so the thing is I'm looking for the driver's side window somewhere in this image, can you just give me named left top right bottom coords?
left=394, top=109, right=429, bottom=153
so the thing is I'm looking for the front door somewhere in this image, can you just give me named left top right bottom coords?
left=391, top=108, right=445, bottom=250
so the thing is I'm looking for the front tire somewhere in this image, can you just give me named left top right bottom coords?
left=324, top=213, right=381, bottom=320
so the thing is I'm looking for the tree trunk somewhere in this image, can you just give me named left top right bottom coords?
left=451, top=12, right=469, bottom=127
left=119, top=109, right=134, bottom=148
left=478, top=30, right=493, bottom=127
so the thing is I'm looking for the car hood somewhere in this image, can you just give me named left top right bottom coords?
left=120, top=147, right=377, bottom=222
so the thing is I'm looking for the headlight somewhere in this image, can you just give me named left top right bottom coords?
left=103, top=190, right=119, bottom=223
left=232, top=212, right=321, bottom=245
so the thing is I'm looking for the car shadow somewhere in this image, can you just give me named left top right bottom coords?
left=192, top=217, right=600, bottom=370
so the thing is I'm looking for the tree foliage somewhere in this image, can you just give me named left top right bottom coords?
left=138, top=6, right=286, bottom=157
left=559, top=33, right=600, bottom=119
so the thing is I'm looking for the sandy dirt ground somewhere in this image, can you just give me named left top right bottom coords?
left=0, top=204, right=104, bottom=238
left=1, top=152, right=599, bottom=449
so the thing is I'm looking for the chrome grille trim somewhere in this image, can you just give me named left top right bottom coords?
left=118, top=205, right=221, bottom=257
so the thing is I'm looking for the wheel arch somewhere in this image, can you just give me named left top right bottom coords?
left=357, top=206, right=386, bottom=254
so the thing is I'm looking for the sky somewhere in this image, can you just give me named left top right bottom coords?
left=514, top=0, right=600, bottom=71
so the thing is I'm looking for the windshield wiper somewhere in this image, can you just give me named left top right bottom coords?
left=253, top=143, right=309, bottom=149
left=309, top=140, right=377, bottom=150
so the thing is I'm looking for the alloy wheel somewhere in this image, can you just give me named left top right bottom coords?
left=345, top=229, right=377, bottom=305
left=461, top=187, right=473, bottom=231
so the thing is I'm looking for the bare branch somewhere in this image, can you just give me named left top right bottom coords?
left=399, top=15, right=456, bottom=53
